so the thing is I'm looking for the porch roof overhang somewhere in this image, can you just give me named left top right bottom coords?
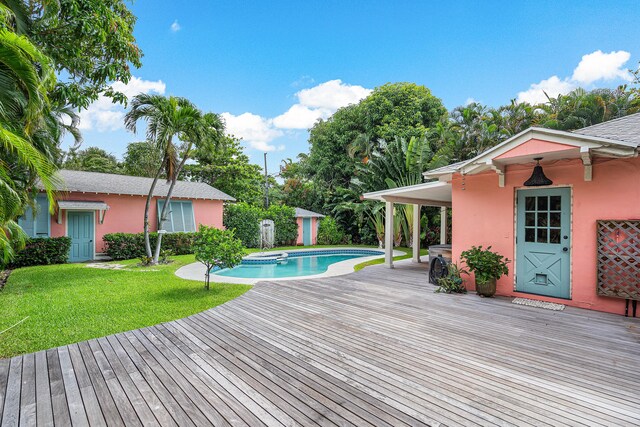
left=362, top=180, right=452, bottom=207
left=423, top=127, right=639, bottom=184
left=57, top=201, right=110, bottom=211
left=56, top=201, right=110, bottom=224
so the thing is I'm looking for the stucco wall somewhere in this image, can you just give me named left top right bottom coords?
left=50, top=192, right=224, bottom=253
left=452, top=155, right=640, bottom=315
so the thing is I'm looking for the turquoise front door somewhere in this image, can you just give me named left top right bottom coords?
left=516, top=188, right=571, bottom=299
left=303, top=218, right=312, bottom=246
left=68, top=211, right=94, bottom=262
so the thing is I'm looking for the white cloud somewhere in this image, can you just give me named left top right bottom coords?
left=170, top=20, right=181, bottom=32
left=571, top=50, right=632, bottom=85
left=516, top=75, right=577, bottom=105
left=516, top=50, right=633, bottom=105
left=295, top=79, right=372, bottom=110
left=226, top=79, right=372, bottom=150
left=272, top=104, right=331, bottom=129
left=221, top=112, right=283, bottom=151
left=464, top=97, right=477, bottom=106
left=78, top=76, right=166, bottom=132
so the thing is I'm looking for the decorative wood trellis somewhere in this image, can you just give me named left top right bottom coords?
left=596, top=220, right=640, bottom=302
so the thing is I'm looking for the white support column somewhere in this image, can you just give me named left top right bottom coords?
left=440, top=206, right=447, bottom=245
left=385, top=201, right=394, bottom=268
left=412, top=203, right=421, bottom=263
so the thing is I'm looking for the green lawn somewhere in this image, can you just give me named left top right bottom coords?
left=353, top=246, right=429, bottom=271
left=0, top=244, right=423, bottom=358
left=0, top=255, right=250, bottom=358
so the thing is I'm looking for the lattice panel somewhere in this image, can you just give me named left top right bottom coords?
left=597, top=220, right=640, bottom=300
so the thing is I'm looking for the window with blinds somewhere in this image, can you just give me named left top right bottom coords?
left=18, top=195, right=50, bottom=238
left=157, top=200, right=196, bottom=232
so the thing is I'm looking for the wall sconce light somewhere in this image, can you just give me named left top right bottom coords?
left=524, top=157, right=552, bottom=187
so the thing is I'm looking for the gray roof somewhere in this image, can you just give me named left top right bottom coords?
left=294, top=207, right=325, bottom=218
left=572, top=113, right=640, bottom=146
left=48, top=170, right=235, bottom=201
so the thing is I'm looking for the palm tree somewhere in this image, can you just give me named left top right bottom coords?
left=0, top=10, right=62, bottom=262
left=125, top=95, right=223, bottom=264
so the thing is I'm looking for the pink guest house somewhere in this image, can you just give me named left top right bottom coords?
left=20, top=170, right=234, bottom=262
left=364, top=113, right=640, bottom=315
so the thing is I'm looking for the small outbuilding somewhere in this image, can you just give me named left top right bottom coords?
left=294, top=208, right=324, bottom=246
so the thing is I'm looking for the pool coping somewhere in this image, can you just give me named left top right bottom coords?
left=175, top=247, right=405, bottom=285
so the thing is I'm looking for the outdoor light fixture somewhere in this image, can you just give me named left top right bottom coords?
left=523, top=157, right=553, bottom=187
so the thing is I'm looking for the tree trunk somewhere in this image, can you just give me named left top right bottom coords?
left=144, top=161, right=166, bottom=260
left=153, top=148, right=192, bottom=263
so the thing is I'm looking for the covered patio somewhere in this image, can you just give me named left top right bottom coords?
left=363, top=180, right=452, bottom=267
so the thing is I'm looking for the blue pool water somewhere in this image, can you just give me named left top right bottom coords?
left=213, top=250, right=380, bottom=279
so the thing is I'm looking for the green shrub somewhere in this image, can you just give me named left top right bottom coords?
left=10, top=237, right=72, bottom=268
left=194, top=226, right=245, bottom=290
left=223, top=202, right=262, bottom=248
left=317, top=217, right=347, bottom=245
left=103, top=232, right=196, bottom=260
left=264, top=205, right=298, bottom=246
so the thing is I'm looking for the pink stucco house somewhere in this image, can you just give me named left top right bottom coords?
left=294, top=208, right=324, bottom=245
left=20, top=170, right=234, bottom=262
left=365, top=113, right=640, bottom=315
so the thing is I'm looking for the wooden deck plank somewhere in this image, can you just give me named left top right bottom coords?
left=18, top=353, right=35, bottom=427
left=1, top=357, right=22, bottom=427
left=57, top=346, right=89, bottom=427
left=45, top=350, right=71, bottom=427
left=1, top=262, right=639, bottom=426
left=34, top=351, right=53, bottom=427
left=0, top=359, right=9, bottom=421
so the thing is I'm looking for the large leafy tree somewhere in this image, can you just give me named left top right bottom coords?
left=64, top=146, right=121, bottom=173
left=181, top=135, right=263, bottom=206
left=122, top=141, right=164, bottom=178
left=5, top=0, right=143, bottom=108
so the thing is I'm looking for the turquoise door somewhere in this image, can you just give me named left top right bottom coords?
left=303, top=218, right=312, bottom=245
left=516, top=188, right=571, bottom=299
left=68, top=211, right=94, bottom=262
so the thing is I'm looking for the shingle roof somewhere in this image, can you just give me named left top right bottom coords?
left=294, top=207, right=325, bottom=218
left=572, top=113, right=640, bottom=146
left=48, top=170, right=235, bottom=201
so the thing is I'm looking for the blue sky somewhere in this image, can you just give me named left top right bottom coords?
left=74, top=0, right=640, bottom=174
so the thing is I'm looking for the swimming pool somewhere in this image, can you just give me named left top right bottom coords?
left=212, top=249, right=384, bottom=279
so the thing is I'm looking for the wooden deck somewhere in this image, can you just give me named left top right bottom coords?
left=1, top=261, right=639, bottom=426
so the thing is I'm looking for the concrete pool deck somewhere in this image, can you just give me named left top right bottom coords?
left=175, top=247, right=405, bottom=284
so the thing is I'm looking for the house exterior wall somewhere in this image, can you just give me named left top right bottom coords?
left=49, top=192, right=225, bottom=254
left=451, top=155, right=640, bottom=315
left=296, top=217, right=318, bottom=245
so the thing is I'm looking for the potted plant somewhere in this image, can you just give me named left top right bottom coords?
left=460, top=246, right=510, bottom=297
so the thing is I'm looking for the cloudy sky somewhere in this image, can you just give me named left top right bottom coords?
left=72, top=1, right=640, bottom=174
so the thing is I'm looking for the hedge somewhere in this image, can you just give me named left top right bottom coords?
left=10, top=237, right=72, bottom=268
left=103, top=232, right=196, bottom=260
left=223, top=202, right=262, bottom=248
